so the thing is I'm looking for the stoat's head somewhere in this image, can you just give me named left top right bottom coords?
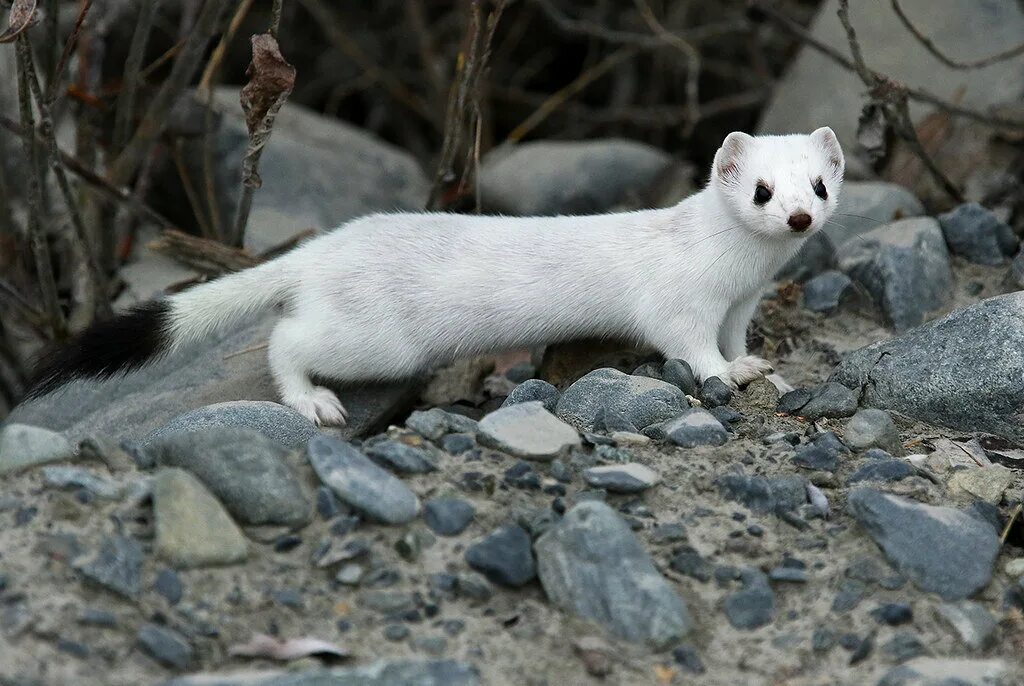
left=711, top=127, right=844, bottom=239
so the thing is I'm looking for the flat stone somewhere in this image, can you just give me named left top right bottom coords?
left=847, top=488, right=999, bottom=600
left=662, top=359, right=696, bottom=396
left=699, top=377, right=733, bottom=408
left=502, top=379, right=559, bottom=413
left=140, top=401, right=316, bottom=449
left=364, top=439, right=438, bottom=474
left=877, top=658, right=1009, bottom=686
left=582, top=463, right=661, bottom=493
left=0, top=424, right=74, bottom=475
left=936, top=601, right=999, bottom=651
left=797, top=382, right=858, bottom=420
left=948, top=465, right=1014, bottom=505
left=716, top=474, right=807, bottom=515
left=831, top=292, right=1024, bottom=443
left=556, top=368, right=689, bottom=433
left=136, top=623, right=194, bottom=670
left=724, top=569, right=775, bottom=630
left=153, top=468, right=248, bottom=568
left=41, top=466, right=124, bottom=500
left=938, top=203, right=1017, bottom=265
left=142, top=427, right=311, bottom=527
left=423, top=498, right=475, bottom=537
left=478, top=401, right=580, bottom=461
left=803, top=270, right=857, bottom=313
left=307, top=434, right=420, bottom=525
left=664, top=409, right=728, bottom=448
left=845, top=409, right=902, bottom=454
left=837, top=217, right=953, bottom=332
left=535, top=501, right=692, bottom=647
left=73, top=535, right=144, bottom=599
left=848, top=460, right=916, bottom=484
left=162, top=660, right=481, bottom=686
left=465, top=524, right=536, bottom=587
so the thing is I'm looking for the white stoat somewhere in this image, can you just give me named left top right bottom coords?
left=30, top=128, right=844, bottom=425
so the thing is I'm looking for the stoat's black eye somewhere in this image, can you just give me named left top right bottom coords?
left=813, top=178, right=828, bottom=200
left=753, top=184, right=772, bottom=205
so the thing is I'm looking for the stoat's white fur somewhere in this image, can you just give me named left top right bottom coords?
left=166, top=128, right=845, bottom=424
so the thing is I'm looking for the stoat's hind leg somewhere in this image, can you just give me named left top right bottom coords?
left=268, top=318, right=348, bottom=426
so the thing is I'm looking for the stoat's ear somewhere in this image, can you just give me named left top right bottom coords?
left=811, top=126, right=844, bottom=176
left=714, top=131, right=754, bottom=181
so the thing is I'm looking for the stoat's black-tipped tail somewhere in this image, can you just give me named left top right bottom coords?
left=26, top=300, right=172, bottom=399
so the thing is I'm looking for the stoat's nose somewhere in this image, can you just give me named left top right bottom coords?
left=787, top=212, right=812, bottom=232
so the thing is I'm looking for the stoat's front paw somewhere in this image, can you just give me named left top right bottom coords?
left=724, top=355, right=773, bottom=388
left=285, top=387, right=349, bottom=426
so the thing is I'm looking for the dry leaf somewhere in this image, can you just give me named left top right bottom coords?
left=228, top=634, right=350, bottom=662
left=239, top=33, right=296, bottom=139
left=0, top=0, right=38, bottom=43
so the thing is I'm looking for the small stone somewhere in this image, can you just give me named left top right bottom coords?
left=154, top=569, right=183, bottom=605
left=271, top=588, right=304, bottom=609
left=141, top=400, right=316, bottom=449
left=609, top=431, right=652, bottom=446
left=478, top=402, right=581, bottom=461
left=137, top=623, right=193, bottom=669
left=664, top=409, right=728, bottom=448
left=152, top=468, right=248, bottom=568
left=307, top=434, right=420, bottom=525
left=768, top=567, right=808, bottom=584
left=78, top=609, right=117, bottom=627
left=410, top=636, right=448, bottom=657
left=724, top=569, right=775, bottom=630
left=670, top=548, right=712, bottom=582
left=709, top=406, right=742, bottom=430
left=849, top=460, right=916, bottom=484
left=405, top=408, right=450, bottom=440
left=700, top=377, right=733, bottom=408
left=650, top=523, right=687, bottom=545
left=883, top=632, right=927, bottom=663
left=0, top=424, right=74, bottom=475
left=556, top=368, right=689, bottom=432
left=948, top=465, right=1014, bottom=505
left=317, top=486, right=342, bottom=519
left=73, top=535, right=143, bottom=599
left=878, top=657, right=1010, bottom=686
left=274, top=534, right=302, bottom=553
left=573, top=636, right=614, bottom=677
left=41, top=466, right=124, bottom=500
left=453, top=572, right=493, bottom=602
left=715, top=474, right=807, bottom=515
left=671, top=644, right=705, bottom=675
left=938, top=202, right=1017, bottom=265
left=936, top=601, right=998, bottom=651
left=845, top=409, right=902, bottom=454
left=847, top=488, right=999, bottom=600
left=465, top=524, right=536, bottom=587
left=803, top=270, right=856, bottom=312
left=502, top=379, right=559, bottom=413
left=441, top=433, right=475, bottom=455
left=550, top=459, right=573, bottom=483
left=797, top=383, right=858, bottom=420
left=662, top=359, right=696, bottom=396
left=535, top=501, right=692, bottom=647
left=365, top=439, right=438, bottom=474
left=383, top=624, right=410, bottom=642
left=813, top=627, right=837, bottom=652
left=423, top=498, right=475, bottom=537
left=778, top=389, right=812, bottom=415
left=793, top=444, right=838, bottom=472
left=872, top=602, right=913, bottom=626
left=336, top=563, right=365, bottom=585
left=582, top=463, right=660, bottom=493
left=833, top=579, right=867, bottom=613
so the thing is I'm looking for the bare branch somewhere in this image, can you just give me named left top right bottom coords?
left=891, top=0, right=1024, bottom=71
left=633, top=0, right=700, bottom=136
left=47, top=0, right=92, bottom=102
left=112, top=0, right=157, bottom=154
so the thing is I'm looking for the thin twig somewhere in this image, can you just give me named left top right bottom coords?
left=173, top=139, right=215, bottom=239
left=891, top=0, right=1024, bottom=71
left=269, top=0, right=283, bottom=38
left=198, top=0, right=255, bottom=93
left=112, top=0, right=158, bottom=154
left=47, top=0, right=92, bottom=103
left=15, top=35, right=66, bottom=338
left=148, top=228, right=261, bottom=274
left=633, top=0, right=700, bottom=136
left=1002, top=503, right=1022, bottom=545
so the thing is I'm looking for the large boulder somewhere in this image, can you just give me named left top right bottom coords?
left=831, top=292, right=1024, bottom=442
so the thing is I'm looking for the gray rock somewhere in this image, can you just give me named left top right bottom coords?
left=582, top=463, right=661, bottom=493
left=142, top=428, right=311, bottom=527
left=831, top=292, right=1024, bottom=443
left=405, top=408, right=451, bottom=440
left=664, top=409, right=728, bottom=447
left=502, top=379, right=559, bottom=413
left=792, top=444, right=838, bottom=472
left=153, top=468, right=248, bottom=568
left=777, top=232, right=837, bottom=283
left=936, top=601, right=999, bottom=651
left=73, top=535, right=144, bottom=599
left=848, top=460, right=916, bottom=484
left=847, top=488, right=999, bottom=600
left=161, top=660, right=481, bottom=686
left=699, top=377, right=733, bottom=409
left=141, top=401, right=316, bottom=449
left=307, top=434, right=419, bottom=524
left=1011, top=249, right=1024, bottom=289
left=662, top=359, right=696, bottom=396
left=938, top=203, right=1017, bottom=265
left=837, top=217, right=953, bottom=332
left=877, top=658, right=1009, bottom=686
left=478, top=401, right=580, bottom=461
left=803, top=270, right=856, bottom=313
left=137, top=623, right=194, bottom=670
left=364, top=439, right=438, bottom=474
left=724, top=569, right=775, bottom=630
left=556, top=368, right=689, bottom=433
left=480, top=139, right=674, bottom=216
left=423, top=498, right=475, bottom=536
left=441, top=433, right=475, bottom=455
left=535, top=501, right=692, bottom=647
left=826, top=182, right=925, bottom=245
left=465, top=524, right=536, bottom=587
left=0, top=424, right=74, bottom=475
left=716, top=474, right=807, bottom=515
left=41, top=466, right=124, bottom=500
left=194, top=88, right=428, bottom=254
left=845, top=409, right=902, bottom=453
left=8, top=319, right=414, bottom=445
left=797, top=382, right=858, bottom=420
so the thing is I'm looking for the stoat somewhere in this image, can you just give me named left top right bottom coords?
left=29, top=128, right=844, bottom=426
